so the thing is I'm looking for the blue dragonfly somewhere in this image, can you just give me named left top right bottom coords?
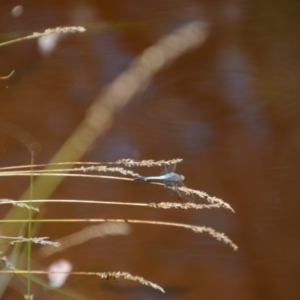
left=135, top=163, right=194, bottom=202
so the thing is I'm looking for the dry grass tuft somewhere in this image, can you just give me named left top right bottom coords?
left=149, top=202, right=223, bottom=210
left=0, top=199, right=39, bottom=212
left=117, top=158, right=183, bottom=167
left=0, top=236, right=60, bottom=247
left=177, top=186, right=235, bottom=212
left=97, top=271, right=165, bottom=293
left=29, top=26, right=86, bottom=39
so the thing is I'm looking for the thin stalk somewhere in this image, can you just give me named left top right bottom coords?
left=0, top=218, right=238, bottom=251
left=26, top=153, right=34, bottom=296
left=0, top=36, right=29, bottom=48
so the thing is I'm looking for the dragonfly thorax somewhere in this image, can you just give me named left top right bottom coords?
left=167, top=173, right=184, bottom=182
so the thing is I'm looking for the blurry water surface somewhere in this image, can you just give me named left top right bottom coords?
left=0, top=1, right=300, bottom=299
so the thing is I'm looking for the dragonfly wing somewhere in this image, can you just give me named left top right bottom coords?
left=164, top=181, right=194, bottom=202
left=161, top=163, right=176, bottom=175
left=160, top=164, right=167, bottom=175
left=175, top=181, right=195, bottom=202
left=165, top=183, right=178, bottom=199
left=167, top=163, right=176, bottom=173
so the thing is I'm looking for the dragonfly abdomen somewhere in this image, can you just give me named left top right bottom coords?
left=134, top=176, right=148, bottom=182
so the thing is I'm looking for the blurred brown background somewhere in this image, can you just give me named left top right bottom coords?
left=0, top=0, right=300, bottom=299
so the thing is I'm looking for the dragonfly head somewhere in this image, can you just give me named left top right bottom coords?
left=180, top=175, right=185, bottom=181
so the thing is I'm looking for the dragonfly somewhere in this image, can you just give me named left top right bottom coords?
left=135, top=163, right=194, bottom=202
